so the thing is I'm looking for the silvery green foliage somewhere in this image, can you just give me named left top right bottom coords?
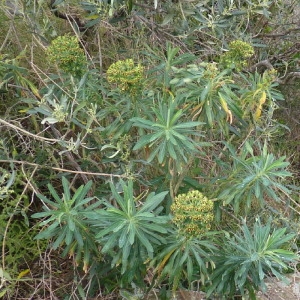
left=207, top=217, right=298, bottom=299
left=32, top=177, right=101, bottom=271
left=131, top=98, right=207, bottom=165
left=214, top=142, right=292, bottom=215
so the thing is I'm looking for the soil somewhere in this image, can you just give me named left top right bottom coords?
left=256, top=273, right=300, bottom=300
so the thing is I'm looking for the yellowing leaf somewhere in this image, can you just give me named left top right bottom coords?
left=17, top=269, right=30, bottom=279
left=83, top=261, right=89, bottom=273
left=254, top=91, right=267, bottom=121
left=22, top=78, right=41, bottom=99
left=155, top=248, right=177, bottom=274
left=86, top=14, right=100, bottom=20
left=219, top=93, right=233, bottom=124
left=191, top=103, right=203, bottom=120
left=258, top=91, right=267, bottom=106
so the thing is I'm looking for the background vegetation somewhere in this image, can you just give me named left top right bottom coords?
left=0, top=0, right=300, bottom=299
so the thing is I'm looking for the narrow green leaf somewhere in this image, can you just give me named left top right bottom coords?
left=121, top=241, right=131, bottom=274
left=47, top=183, right=63, bottom=204
left=158, top=140, right=167, bottom=163
left=128, top=222, right=135, bottom=245
left=140, top=191, right=168, bottom=213
left=31, top=211, right=53, bottom=218
left=76, top=181, right=93, bottom=203
left=52, top=226, right=67, bottom=249
left=96, top=221, right=125, bottom=239
left=101, top=234, right=118, bottom=253
left=168, top=109, right=183, bottom=127
left=113, top=220, right=128, bottom=232
left=110, top=181, right=127, bottom=212
left=67, top=216, right=75, bottom=231
left=201, top=83, right=211, bottom=101
left=136, top=229, right=153, bottom=256
left=65, top=228, right=74, bottom=245
left=118, top=228, right=128, bottom=248
left=173, top=121, right=203, bottom=129
left=62, top=177, right=71, bottom=201
left=131, top=117, right=155, bottom=129
left=167, top=142, right=177, bottom=160
left=133, top=134, right=155, bottom=150
left=74, top=227, right=84, bottom=247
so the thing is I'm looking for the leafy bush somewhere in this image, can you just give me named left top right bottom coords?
left=131, top=98, right=206, bottom=165
left=149, top=190, right=217, bottom=293
left=207, top=218, right=298, bottom=299
left=95, top=180, right=170, bottom=284
left=213, top=142, right=292, bottom=215
left=32, top=177, right=100, bottom=272
left=1, top=0, right=300, bottom=298
left=152, top=231, right=217, bottom=293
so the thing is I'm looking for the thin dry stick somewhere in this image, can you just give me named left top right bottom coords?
left=0, top=159, right=128, bottom=178
left=30, top=62, right=73, bottom=99
left=96, top=30, right=103, bottom=72
left=0, top=118, right=59, bottom=143
left=50, top=124, right=90, bottom=185
left=0, top=20, right=13, bottom=52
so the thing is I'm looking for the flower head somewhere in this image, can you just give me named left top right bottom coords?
left=171, top=190, right=214, bottom=237
left=46, top=34, right=87, bottom=77
left=221, top=40, right=254, bottom=71
left=106, top=59, right=144, bottom=94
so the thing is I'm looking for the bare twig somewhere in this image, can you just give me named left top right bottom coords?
left=0, top=159, right=128, bottom=178
left=254, top=27, right=300, bottom=38
left=0, top=118, right=59, bottom=143
left=277, top=72, right=300, bottom=84
left=50, top=124, right=90, bottom=185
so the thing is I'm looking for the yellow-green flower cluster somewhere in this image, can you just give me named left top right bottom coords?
left=221, top=40, right=254, bottom=71
left=118, top=134, right=132, bottom=162
left=106, top=59, right=144, bottom=93
left=46, top=34, right=87, bottom=77
left=203, top=62, right=219, bottom=79
left=171, top=190, right=214, bottom=237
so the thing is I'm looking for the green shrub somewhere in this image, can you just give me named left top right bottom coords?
left=95, top=180, right=170, bottom=285
left=131, top=98, right=206, bottom=166
left=2, top=0, right=300, bottom=297
left=151, top=230, right=217, bottom=293
left=32, top=177, right=101, bottom=272
left=207, top=218, right=298, bottom=299
left=213, top=142, right=292, bottom=215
